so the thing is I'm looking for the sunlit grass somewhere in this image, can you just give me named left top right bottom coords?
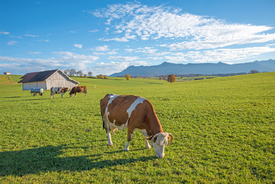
left=0, top=73, right=274, bottom=183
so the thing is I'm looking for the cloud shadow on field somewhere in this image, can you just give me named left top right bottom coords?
left=0, top=145, right=155, bottom=176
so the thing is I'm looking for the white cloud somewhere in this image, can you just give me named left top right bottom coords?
left=0, top=52, right=101, bottom=75
left=38, top=39, right=49, bottom=42
left=100, top=32, right=136, bottom=42
left=29, top=52, right=41, bottom=54
left=10, top=36, right=22, bottom=38
left=0, top=32, right=10, bottom=35
left=125, top=49, right=134, bottom=52
left=135, top=47, right=158, bottom=54
left=24, top=34, right=37, bottom=37
left=89, top=29, right=99, bottom=33
left=160, top=46, right=275, bottom=63
left=108, top=56, right=140, bottom=61
left=107, top=50, right=118, bottom=55
left=7, top=41, right=17, bottom=45
left=95, top=45, right=110, bottom=51
left=53, top=51, right=100, bottom=63
left=70, top=31, right=76, bottom=33
left=92, top=2, right=275, bottom=50
left=188, top=47, right=275, bottom=62
left=74, top=44, right=83, bottom=48
left=93, top=60, right=147, bottom=75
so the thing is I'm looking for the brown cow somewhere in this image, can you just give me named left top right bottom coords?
left=50, top=87, right=69, bottom=98
left=100, top=94, right=173, bottom=158
left=69, top=86, right=87, bottom=97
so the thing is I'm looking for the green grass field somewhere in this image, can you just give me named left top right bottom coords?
left=0, top=73, right=274, bottom=183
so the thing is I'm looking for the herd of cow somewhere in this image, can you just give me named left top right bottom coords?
left=50, top=86, right=87, bottom=98
left=49, top=86, right=173, bottom=158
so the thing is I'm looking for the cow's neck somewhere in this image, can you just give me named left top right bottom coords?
left=147, top=110, right=164, bottom=136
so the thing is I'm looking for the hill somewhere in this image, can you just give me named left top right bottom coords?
left=110, top=59, right=275, bottom=77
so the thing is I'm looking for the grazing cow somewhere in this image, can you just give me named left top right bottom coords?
left=100, top=94, right=174, bottom=158
left=50, top=87, right=69, bottom=98
left=69, top=86, right=87, bottom=97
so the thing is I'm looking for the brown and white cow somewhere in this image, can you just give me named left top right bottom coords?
left=50, top=87, right=69, bottom=98
left=100, top=94, right=173, bottom=158
left=69, top=86, right=87, bottom=97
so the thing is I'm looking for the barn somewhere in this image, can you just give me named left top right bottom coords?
left=18, top=69, right=79, bottom=90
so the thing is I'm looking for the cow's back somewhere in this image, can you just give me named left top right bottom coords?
left=101, top=94, right=151, bottom=128
left=51, top=87, right=62, bottom=93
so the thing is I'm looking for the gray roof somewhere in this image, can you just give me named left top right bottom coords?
left=19, top=69, right=79, bottom=84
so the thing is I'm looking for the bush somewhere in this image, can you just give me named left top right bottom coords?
left=167, top=74, right=176, bottom=83
left=125, top=74, right=130, bottom=80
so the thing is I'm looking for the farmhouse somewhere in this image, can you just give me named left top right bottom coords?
left=4, top=72, right=10, bottom=75
left=19, top=69, right=79, bottom=90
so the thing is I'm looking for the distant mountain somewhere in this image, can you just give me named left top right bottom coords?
left=110, top=59, right=275, bottom=77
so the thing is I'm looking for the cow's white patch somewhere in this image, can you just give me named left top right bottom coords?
left=126, top=97, right=145, bottom=119
left=106, top=94, right=119, bottom=116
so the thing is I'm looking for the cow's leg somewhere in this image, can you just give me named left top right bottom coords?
left=53, top=94, right=55, bottom=98
left=61, top=93, right=63, bottom=98
left=138, top=129, right=151, bottom=149
left=50, top=93, right=52, bottom=99
left=124, top=130, right=133, bottom=151
left=74, top=93, right=76, bottom=98
left=144, top=137, right=151, bottom=149
left=106, top=129, right=113, bottom=146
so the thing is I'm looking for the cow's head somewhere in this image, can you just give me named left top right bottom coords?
left=151, top=132, right=173, bottom=158
left=63, top=88, right=69, bottom=92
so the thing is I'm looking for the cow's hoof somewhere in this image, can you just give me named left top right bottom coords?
left=146, top=146, right=151, bottom=149
left=124, top=148, right=129, bottom=152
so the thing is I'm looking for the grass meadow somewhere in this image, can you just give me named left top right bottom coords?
left=0, top=73, right=274, bottom=183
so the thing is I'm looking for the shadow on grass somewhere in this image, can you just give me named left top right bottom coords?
left=0, top=145, right=155, bottom=176
left=2, top=96, right=22, bottom=98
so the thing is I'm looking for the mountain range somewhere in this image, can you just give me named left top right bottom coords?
left=110, top=59, right=275, bottom=77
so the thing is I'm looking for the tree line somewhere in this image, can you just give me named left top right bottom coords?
left=63, top=69, right=93, bottom=77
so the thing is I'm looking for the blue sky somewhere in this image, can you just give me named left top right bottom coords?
left=1, top=0, right=275, bottom=75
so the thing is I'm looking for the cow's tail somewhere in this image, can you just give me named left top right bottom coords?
left=100, top=98, right=107, bottom=131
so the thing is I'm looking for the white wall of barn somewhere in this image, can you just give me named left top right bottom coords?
left=22, top=81, right=47, bottom=90
left=46, top=71, right=78, bottom=89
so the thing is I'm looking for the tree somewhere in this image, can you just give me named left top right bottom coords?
left=167, top=74, right=176, bottom=83
left=77, top=71, right=83, bottom=77
left=88, top=71, right=93, bottom=77
left=64, top=69, right=70, bottom=75
left=104, top=75, right=108, bottom=79
left=125, top=74, right=130, bottom=80
left=70, top=69, right=76, bottom=76
left=249, top=70, right=259, bottom=74
left=98, top=74, right=103, bottom=79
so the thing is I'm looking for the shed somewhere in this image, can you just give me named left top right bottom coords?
left=19, top=69, right=79, bottom=90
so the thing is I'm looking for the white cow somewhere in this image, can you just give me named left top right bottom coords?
left=50, top=87, right=69, bottom=98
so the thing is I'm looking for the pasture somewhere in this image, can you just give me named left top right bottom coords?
left=0, top=73, right=274, bottom=183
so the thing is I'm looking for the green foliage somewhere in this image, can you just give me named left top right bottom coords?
left=0, top=73, right=274, bottom=183
left=125, top=74, right=130, bottom=80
